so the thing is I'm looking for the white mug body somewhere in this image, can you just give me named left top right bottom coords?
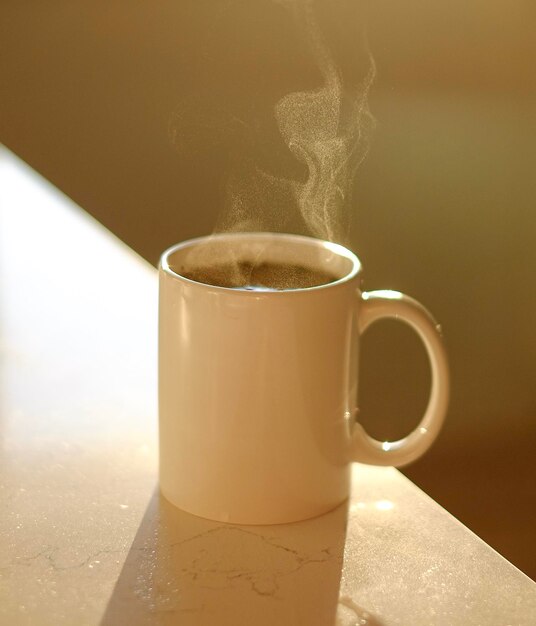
left=159, top=233, right=449, bottom=524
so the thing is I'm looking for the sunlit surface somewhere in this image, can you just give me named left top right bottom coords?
left=1, top=147, right=535, bottom=625
left=374, top=500, right=394, bottom=511
left=0, top=147, right=158, bottom=623
left=349, top=500, right=394, bottom=513
left=363, top=290, right=403, bottom=300
left=322, top=240, right=360, bottom=273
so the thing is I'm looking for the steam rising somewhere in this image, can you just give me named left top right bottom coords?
left=215, top=0, right=375, bottom=244
left=171, top=0, right=375, bottom=256
left=273, top=0, right=375, bottom=242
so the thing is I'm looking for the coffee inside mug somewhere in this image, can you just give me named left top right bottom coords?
left=181, top=261, right=339, bottom=291
left=166, top=233, right=359, bottom=292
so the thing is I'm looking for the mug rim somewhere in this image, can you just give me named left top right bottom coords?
left=160, top=232, right=362, bottom=294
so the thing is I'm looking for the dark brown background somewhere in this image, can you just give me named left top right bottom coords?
left=1, top=0, right=535, bottom=576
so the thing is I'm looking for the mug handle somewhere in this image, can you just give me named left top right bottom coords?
left=349, top=290, right=449, bottom=467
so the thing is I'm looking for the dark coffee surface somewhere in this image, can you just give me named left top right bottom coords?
left=180, top=261, right=338, bottom=290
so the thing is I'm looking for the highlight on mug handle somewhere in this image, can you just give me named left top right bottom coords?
left=349, top=290, right=450, bottom=467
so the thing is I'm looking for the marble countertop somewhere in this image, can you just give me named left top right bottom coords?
left=1, top=146, right=535, bottom=625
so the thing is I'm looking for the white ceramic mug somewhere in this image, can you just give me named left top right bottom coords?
left=159, top=233, right=449, bottom=524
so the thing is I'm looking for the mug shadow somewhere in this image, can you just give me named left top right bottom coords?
left=100, top=488, right=383, bottom=626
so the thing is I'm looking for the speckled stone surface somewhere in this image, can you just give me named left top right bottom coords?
left=1, top=147, right=535, bottom=625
